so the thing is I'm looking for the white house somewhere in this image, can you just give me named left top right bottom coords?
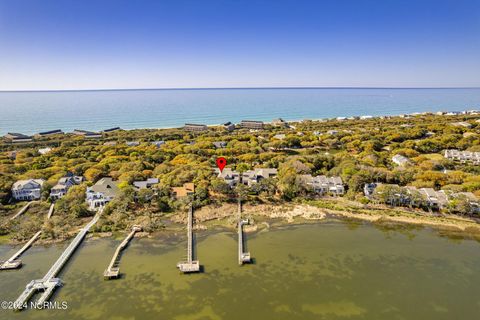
left=300, top=175, right=345, bottom=195
left=86, top=178, right=119, bottom=210
left=12, top=179, right=45, bottom=201
left=392, top=154, right=411, bottom=166
left=133, top=178, right=159, bottom=190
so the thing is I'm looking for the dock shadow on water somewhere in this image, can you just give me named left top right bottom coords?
left=2, top=221, right=480, bottom=320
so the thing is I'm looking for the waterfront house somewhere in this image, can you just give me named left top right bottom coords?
left=35, top=129, right=64, bottom=137
left=133, top=178, right=159, bottom=190
left=12, top=179, right=45, bottom=201
left=171, top=183, right=195, bottom=198
left=4, top=132, right=33, bottom=143
left=240, top=120, right=264, bottom=130
left=72, top=129, right=102, bottom=138
left=217, top=168, right=277, bottom=187
left=184, top=123, right=208, bottom=132
left=126, top=141, right=140, bottom=146
left=50, top=174, right=83, bottom=200
left=217, top=168, right=241, bottom=187
left=86, top=178, right=119, bottom=210
left=392, top=154, right=411, bottom=166
left=300, top=175, right=345, bottom=195
left=419, top=188, right=449, bottom=209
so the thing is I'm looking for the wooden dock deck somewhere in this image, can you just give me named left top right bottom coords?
left=104, top=225, right=142, bottom=279
left=0, top=231, right=42, bottom=270
left=177, top=204, right=200, bottom=273
left=237, top=198, right=251, bottom=265
left=13, top=213, right=100, bottom=310
left=10, top=201, right=33, bottom=220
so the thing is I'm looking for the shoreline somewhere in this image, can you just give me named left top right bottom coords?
left=3, top=201, right=480, bottom=246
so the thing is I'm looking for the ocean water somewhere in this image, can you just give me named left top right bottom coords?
left=1, top=88, right=480, bottom=135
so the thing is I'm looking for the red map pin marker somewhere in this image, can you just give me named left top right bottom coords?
left=216, top=157, right=227, bottom=172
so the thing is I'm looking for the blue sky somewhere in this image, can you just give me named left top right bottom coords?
left=0, top=0, right=479, bottom=90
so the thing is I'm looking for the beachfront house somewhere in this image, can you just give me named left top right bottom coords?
left=12, top=179, right=45, bottom=201
left=184, top=123, right=208, bottom=132
left=223, top=122, right=236, bottom=131
left=240, top=120, right=264, bottom=130
left=86, top=178, right=119, bottom=210
left=35, top=129, right=64, bottom=137
left=4, top=132, right=33, bottom=143
left=392, top=154, right=411, bottom=166
left=300, top=175, right=345, bottom=195
left=272, top=118, right=288, bottom=127
left=50, top=174, right=84, bottom=200
left=72, top=129, right=102, bottom=138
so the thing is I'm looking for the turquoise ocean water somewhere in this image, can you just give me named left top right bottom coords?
left=1, top=88, right=480, bottom=135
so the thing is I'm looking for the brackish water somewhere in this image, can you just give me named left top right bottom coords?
left=1, top=88, right=480, bottom=135
left=1, top=220, right=480, bottom=319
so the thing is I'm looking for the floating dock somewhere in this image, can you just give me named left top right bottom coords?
left=13, top=213, right=100, bottom=310
left=104, top=225, right=142, bottom=279
left=0, top=231, right=42, bottom=270
left=177, top=204, right=200, bottom=273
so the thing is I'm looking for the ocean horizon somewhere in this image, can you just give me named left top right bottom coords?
left=1, top=87, right=480, bottom=135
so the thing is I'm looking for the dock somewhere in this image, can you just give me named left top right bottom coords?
left=176, top=204, right=200, bottom=273
left=13, top=213, right=100, bottom=310
left=0, top=231, right=42, bottom=270
left=104, top=225, right=142, bottom=279
left=238, top=219, right=251, bottom=264
left=47, top=203, right=55, bottom=219
left=10, top=201, right=33, bottom=220
left=237, top=198, right=251, bottom=264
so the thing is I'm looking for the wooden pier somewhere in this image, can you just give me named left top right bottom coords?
left=10, top=201, right=33, bottom=220
left=0, top=231, right=42, bottom=270
left=177, top=204, right=200, bottom=273
left=237, top=197, right=251, bottom=265
left=47, top=203, right=55, bottom=219
left=104, top=225, right=142, bottom=279
left=13, top=213, right=100, bottom=310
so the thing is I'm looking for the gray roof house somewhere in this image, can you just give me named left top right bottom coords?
left=217, top=168, right=277, bottom=187
left=4, top=132, right=33, bottom=143
left=12, top=179, right=45, bottom=201
left=213, top=141, right=227, bottom=149
left=50, top=175, right=83, bottom=200
left=86, top=178, right=119, bottom=210
left=133, top=178, right=159, bottom=190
